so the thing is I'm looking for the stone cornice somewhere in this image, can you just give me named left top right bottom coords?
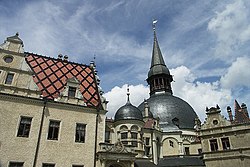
left=0, top=92, right=106, bottom=114
left=0, top=65, right=33, bottom=74
left=0, top=48, right=25, bottom=57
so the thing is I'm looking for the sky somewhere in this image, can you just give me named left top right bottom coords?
left=0, top=0, right=250, bottom=120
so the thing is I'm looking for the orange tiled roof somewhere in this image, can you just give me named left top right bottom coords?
left=25, top=53, right=101, bottom=107
left=144, top=118, right=155, bottom=129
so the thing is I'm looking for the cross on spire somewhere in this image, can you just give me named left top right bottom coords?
left=126, top=84, right=130, bottom=104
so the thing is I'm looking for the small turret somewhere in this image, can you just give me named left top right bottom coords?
left=227, top=106, right=233, bottom=122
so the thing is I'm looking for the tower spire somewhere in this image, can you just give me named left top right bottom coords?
left=126, top=84, right=130, bottom=104
left=147, top=20, right=173, bottom=96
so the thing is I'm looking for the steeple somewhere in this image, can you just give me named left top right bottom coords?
left=126, top=85, right=131, bottom=104
left=147, top=20, right=173, bottom=95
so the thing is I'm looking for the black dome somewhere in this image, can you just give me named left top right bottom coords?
left=138, top=93, right=197, bottom=131
left=115, top=102, right=143, bottom=122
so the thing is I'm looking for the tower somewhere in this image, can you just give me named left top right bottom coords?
left=147, top=22, right=173, bottom=95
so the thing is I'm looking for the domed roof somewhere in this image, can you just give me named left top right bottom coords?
left=114, top=101, right=143, bottom=122
left=138, top=93, right=197, bottom=131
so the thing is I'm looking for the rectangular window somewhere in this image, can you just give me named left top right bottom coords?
left=47, top=120, right=60, bottom=140
left=9, top=162, right=24, bottom=167
left=121, top=132, right=128, bottom=145
left=17, top=116, right=32, bottom=137
left=5, top=73, right=14, bottom=85
left=75, top=123, right=86, bottom=143
left=145, top=137, right=150, bottom=146
left=68, top=86, right=76, bottom=97
left=72, top=165, right=84, bottom=167
left=145, top=146, right=150, bottom=156
left=42, top=163, right=55, bottom=167
left=105, top=131, right=110, bottom=143
left=184, top=147, right=190, bottom=155
left=131, top=132, right=138, bottom=147
left=210, top=139, right=218, bottom=151
left=221, top=137, right=230, bottom=150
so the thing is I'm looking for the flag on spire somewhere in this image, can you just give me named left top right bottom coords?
left=152, top=19, right=158, bottom=30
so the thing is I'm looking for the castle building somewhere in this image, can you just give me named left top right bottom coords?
left=199, top=101, right=250, bottom=167
left=97, top=23, right=204, bottom=167
left=0, top=24, right=249, bottom=167
left=0, top=33, right=107, bottom=167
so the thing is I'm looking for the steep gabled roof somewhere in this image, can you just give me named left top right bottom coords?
left=25, top=53, right=101, bottom=107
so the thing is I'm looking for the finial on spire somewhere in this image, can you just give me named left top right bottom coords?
left=127, top=84, right=130, bottom=103
left=152, top=19, right=158, bottom=31
left=16, top=32, right=19, bottom=36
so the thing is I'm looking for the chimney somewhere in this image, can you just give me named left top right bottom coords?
left=241, top=103, right=249, bottom=118
left=227, top=106, right=234, bottom=122
left=58, top=54, right=63, bottom=60
left=63, top=55, right=68, bottom=62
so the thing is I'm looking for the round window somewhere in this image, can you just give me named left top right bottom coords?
left=213, top=120, right=218, bottom=125
left=4, top=56, right=13, bottom=63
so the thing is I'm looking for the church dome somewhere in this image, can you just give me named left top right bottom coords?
left=115, top=102, right=143, bottom=122
left=138, top=93, right=197, bottom=131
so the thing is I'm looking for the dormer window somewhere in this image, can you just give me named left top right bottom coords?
left=68, top=86, right=76, bottom=97
left=5, top=73, right=14, bottom=85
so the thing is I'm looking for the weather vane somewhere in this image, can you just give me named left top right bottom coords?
left=152, top=19, right=158, bottom=30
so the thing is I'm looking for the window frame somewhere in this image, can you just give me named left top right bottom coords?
left=68, top=86, right=77, bottom=98
left=105, top=130, right=111, bottom=143
left=210, top=139, right=218, bottom=151
left=42, top=163, right=55, bottom=167
left=5, top=73, right=14, bottom=85
left=75, top=123, right=86, bottom=143
left=131, top=132, right=138, bottom=147
left=72, top=165, right=84, bottom=167
left=221, top=137, right=231, bottom=150
left=47, top=120, right=60, bottom=140
left=17, top=116, right=32, bottom=138
left=8, top=162, right=24, bottom=167
left=120, top=132, right=128, bottom=145
left=184, top=147, right=190, bottom=155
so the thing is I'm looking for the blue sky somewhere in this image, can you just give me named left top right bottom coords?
left=1, top=0, right=250, bottom=120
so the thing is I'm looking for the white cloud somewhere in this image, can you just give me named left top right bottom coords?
left=171, top=66, right=231, bottom=120
left=220, top=56, right=250, bottom=89
left=208, top=0, right=250, bottom=58
left=103, top=66, right=232, bottom=121
left=103, top=84, right=149, bottom=118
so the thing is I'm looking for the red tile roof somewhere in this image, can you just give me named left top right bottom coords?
left=25, top=53, right=101, bottom=107
left=144, top=118, right=155, bottom=129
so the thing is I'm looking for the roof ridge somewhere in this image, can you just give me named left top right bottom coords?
left=25, top=52, right=90, bottom=68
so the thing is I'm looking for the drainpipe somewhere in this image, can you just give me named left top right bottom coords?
left=94, top=107, right=100, bottom=167
left=33, top=99, right=47, bottom=167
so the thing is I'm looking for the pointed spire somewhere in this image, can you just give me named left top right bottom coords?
left=150, top=20, right=167, bottom=70
left=126, top=84, right=130, bottom=104
left=147, top=20, right=173, bottom=95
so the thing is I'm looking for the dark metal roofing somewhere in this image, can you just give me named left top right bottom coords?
left=158, top=156, right=205, bottom=167
left=25, top=53, right=101, bottom=107
left=135, top=156, right=205, bottom=167
left=138, top=93, right=198, bottom=131
left=148, top=30, right=170, bottom=78
left=114, top=101, right=143, bottom=122
left=135, top=160, right=157, bottom=167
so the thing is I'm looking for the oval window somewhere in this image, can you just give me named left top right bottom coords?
left=4, top=56, right=13, bottom=63
left=213, top=120, right=218, bottom=125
